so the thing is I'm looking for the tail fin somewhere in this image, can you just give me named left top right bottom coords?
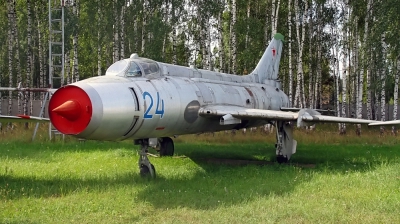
left=248, top=33, right=284, bottom=83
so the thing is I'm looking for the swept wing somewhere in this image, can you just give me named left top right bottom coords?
left=198, top=105, right=378, bottom=127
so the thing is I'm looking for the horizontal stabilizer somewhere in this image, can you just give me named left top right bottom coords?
left=0, top=115, right=50, bottom=123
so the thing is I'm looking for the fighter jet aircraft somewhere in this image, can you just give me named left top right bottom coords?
left=0, top=33, right=379, bottom=177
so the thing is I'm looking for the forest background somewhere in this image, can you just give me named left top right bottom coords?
left=0, top=0, right=399, bottom=134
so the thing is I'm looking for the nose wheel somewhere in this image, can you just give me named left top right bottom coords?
left=137, top=139, right=156, bottom=178
left=158, top=137, right=174, bottom=156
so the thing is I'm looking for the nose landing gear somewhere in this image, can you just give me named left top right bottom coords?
left=136, top=139, right=156, bottom=178
left=135, top=137, right=176, bottom=178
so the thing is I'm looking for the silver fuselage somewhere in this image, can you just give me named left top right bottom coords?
left=68, top=59, right=289, bottom=141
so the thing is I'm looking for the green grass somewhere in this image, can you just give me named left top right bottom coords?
left=0, top=124, right=400, bottom=223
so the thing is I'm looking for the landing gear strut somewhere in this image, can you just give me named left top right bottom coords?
left=137, top=139, right=156, bottom=178
left=275, top=121, right=297, bottom=163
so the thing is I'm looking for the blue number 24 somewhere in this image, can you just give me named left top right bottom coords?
left=143, top=92, right=164, bottom=119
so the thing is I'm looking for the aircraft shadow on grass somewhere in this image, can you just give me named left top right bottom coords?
left=1, top=142, right=399, bottom=210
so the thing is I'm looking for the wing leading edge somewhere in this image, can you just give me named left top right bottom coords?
left=198, top=105, right=379, bottom=127
left=369, top=120, right=400, bottom=126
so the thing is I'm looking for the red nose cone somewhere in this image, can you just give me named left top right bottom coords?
left=52, top=100, right=81, bottom=121
left=49, top=85, right=92, bottom=135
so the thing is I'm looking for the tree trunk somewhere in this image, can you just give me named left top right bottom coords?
left=364, top=0, right=372, bottom=120
left=7, top=0, right=14, bottom=118
left=73, top=0, right=79, bottom=82
left=113, top=0, right=119, bottom=62
left=308, top=6, right=313, bottom=108
left=231, top=0, right=237, bottom=74
left=10, top=0, right=22, bottom=115
left=141, top=1, right=147, bottom=55
left=355, top=21, right=363, bottom=135
left=120, top=2, right=126, bottom=59
left=25, top=0, right=33, bottom=120
left=97, top=0, right=102, bottom=75
left=380, top=34, right=386, bottom=122
left=271, top=0, right=281, bottom=39
left=218, top=11, right=225, bottom=72
left=287, top=0, right=293, bottom=106
left=340, top=32, right=348, bottom=134
left=294, top=0, right=307, bottom=108
left=393, top=57, right=399, bottom=134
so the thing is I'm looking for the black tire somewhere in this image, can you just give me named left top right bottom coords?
left=276, top=155, right=288, bottom=164
left=159, top=137, right=174, bottom=156
left=139, top=164, right=156, bottom=178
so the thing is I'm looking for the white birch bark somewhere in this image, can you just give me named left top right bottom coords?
left=308, top=6, right=313, bottom=108
left=73, top=0, right=79, bottom=82
left=271, top=0, right=281, bottom=39
left=36, top=4, right=44, bottom=98
left=25, top=0, right=33, bottom=118
left=287, top=0, right=293, bottom=106
left=206, top=25, right=212, bottom=70
left=364, top=0, right=372, bottom=120
left=141, top=1, right=148, bottom=55
left=392, top=58, right=399, bottom=134
left=7, top=0, right=14, bottom=117
left=120, top=2, right=126, bottom=59
left=356, top=24, right=363, bottom=135
left=380, top=34, right=386, bottom=122
left=171, top=1, right=177, bottom=64
left=231, top=0, right=237, bottom=74
left=340, top=30, right=348, bottom=134
left=113, top=0, right=119, bottom=62
left=334, top=38, right=341, bottom=119
left=244, top=0, right=251, bottom=73
left=133, top=18, right=138, bottom=53
left=65, top=52, right=71, bottom=84
left=97, top=0, right=102, bottom=75
left=294, top=0, right=308, bottom=108
left=218, top=11, right=224, bottom=72
left=11, top=0, right=22, bottom=115
left=264, top=0, right=270, bottom=47
left=270, top=0, right=275, bottom=40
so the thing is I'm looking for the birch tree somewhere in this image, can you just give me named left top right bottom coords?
left=393, top=58, right=399, bottom=134
left=270, top=0, right=280, bottom=39
left=7, top=0, right=14, bottom=117
left=97, top=0, right=102, bottom=76
left=308, top=3, right=314, bottom=108
left=294, top=0, right=308, bottom=108
left=364, top=0, right=372, bottom=120
left=380, top=34, right=387, bottom=122
left=287, top=0, right=293, bottom=106
left=231, top=0, right=237, bottom=74
left=9, top=0, right=22, bottom=115
left=217, top=9, right=225, bottom=72
left=120, top=1, right=126, bottom=59
left=113, top=0, right=119, bottom=63
left=72, top=0, right=79, bottom=82
left=25, top=0, right=33, bottom=118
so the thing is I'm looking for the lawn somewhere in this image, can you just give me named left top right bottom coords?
left=0, top=124, right=399, bottom=223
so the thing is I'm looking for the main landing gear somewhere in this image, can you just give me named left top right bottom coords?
left=275, top=121, right=297, bottom=163
left=135, top=137, right=175, bottom=178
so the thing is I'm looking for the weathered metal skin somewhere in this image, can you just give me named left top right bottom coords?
left=69, top=66, right=289, bottom=141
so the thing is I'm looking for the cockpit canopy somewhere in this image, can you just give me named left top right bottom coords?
left=105, top=54, right=160, bottom=77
